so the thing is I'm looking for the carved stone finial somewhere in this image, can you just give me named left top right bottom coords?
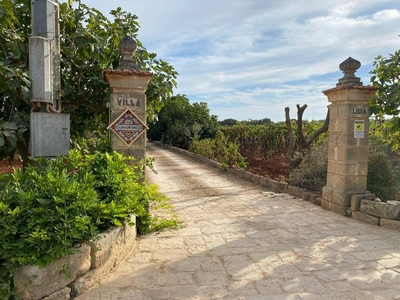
left=117, top=36, right=139, bottom=70
left=336, top=57, right=363, bottom=87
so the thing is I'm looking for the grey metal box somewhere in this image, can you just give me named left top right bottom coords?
left=30, top=113, right=70, bottom=157
left=29, top=37, right=53, bottom=104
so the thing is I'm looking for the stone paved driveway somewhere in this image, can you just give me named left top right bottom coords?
left=76, top=144, right=400, bottom=300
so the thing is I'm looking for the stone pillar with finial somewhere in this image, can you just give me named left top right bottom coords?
left=321, top=57, right=377, bottom=216
left=103, top=36, right=152, bottom=163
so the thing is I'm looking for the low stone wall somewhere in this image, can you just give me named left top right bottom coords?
left=13, top=216, right=137, bottom=300
left=351, top=195, right=400, bottom=231
left=156, top=143, right=321, bottom=206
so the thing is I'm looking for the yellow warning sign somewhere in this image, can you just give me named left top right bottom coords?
left=354, top=120, right=364, bottom=138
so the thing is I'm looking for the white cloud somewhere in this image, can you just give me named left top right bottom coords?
left=372, top=8, right=400, bottom=20
left=77, top=0, right=400, bottom=121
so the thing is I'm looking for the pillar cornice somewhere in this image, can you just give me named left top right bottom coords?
left=323, top=86, right=377, bottom=103
left=103, top=69, right=152, bottom=92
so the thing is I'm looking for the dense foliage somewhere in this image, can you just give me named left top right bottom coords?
left=370, top=118, right=400, bottom=151
left=0, top=0, right=178, bottom=163
left=193, top=117, right=400, bottom=201
left=219, top=118, right=273, bottom=126
left=367, top=152, right=399, bottom=201
left=186, top=119, right=328, bottom=174
left=0, top=150, right=179, bottom=299
left=370, top=47, right=400, bottom=130
left=189, top=131, right=247, bottom=170
left=217, top=119, right=328, bottom=163
left=148, top=94, right=219, bottom=149
left=288, top=140, right=329, bottom=192
left=289, top=131, right=400, bottom=201
left=220, top=123, right=289, bottom=160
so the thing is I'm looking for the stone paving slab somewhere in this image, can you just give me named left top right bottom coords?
left=75, top=144, right=400, bottom=299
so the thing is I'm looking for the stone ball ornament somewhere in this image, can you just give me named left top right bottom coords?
left=117, top=36, right=139, bottom=70
left=339, top=57, right=361, bottom=73
left=337, top=57, right=363, bottom=87
left=119, top=36, right=137, bottom=60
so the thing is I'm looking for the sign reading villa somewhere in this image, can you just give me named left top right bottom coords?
left=117, top=98, right=140, bottom=107
left=107, top=109, right=148, bottom=146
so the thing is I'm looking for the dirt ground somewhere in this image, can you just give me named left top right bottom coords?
left=0, top=156, right=22, bottom=174
left=244, top=149, right=289, bottom=181
left=0, top=149, right=290, bottom=181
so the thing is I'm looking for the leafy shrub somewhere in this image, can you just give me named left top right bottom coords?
left=288, top=141, right=328, bottom=192
left=148, top=95, right=219, bottom=149
left=189, top=131, right=247, bottom=169
left=369, top=137, right=400, bottom=188
left=367, top=153, right=399, bottom=201
left=140, top=184, right=181, bottom=233
left=0, top=150, right=179, bottom=299
left=289, top=140, right=400, bottom=200
left=0, top=159, right=99, bottom=269
left=65, top=150, right=147, bottom=230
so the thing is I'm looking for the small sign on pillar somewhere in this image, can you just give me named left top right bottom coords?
left=354, top=120, right=365, bottom=139
left=107, top=109, right=148, bottom=146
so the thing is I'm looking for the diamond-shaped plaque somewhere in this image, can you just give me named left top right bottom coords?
left=107, top=109, right=148, bottom=146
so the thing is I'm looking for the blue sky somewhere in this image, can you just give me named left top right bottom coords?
left=75, top=0, right=400, bottom=122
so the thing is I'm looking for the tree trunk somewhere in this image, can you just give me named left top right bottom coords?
left=17, top=139, right=33, bottom=170
left=285, top=105, right=329, bottom=171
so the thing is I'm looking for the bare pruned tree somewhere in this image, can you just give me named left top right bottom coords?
left=285, top=104, right=329, bottom=171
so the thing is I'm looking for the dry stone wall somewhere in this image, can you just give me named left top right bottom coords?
left=13, top=217, right=137, bottom=300
left=351, top=195, right=400, bottom=230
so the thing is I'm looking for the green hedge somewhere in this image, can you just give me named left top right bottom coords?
left=289, top=141, right=400, bottom=201
left=189, top=131, right=248, bottom=170
left=0, top=150, right=178, bottom=299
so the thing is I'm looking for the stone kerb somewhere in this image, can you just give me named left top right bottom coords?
left=13, top=244, right=91, bottom=300
left=350, top=194, right=400, bottom=230
left=13, top=217, right=137, bottom=300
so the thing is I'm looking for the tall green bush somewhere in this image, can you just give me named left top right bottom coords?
left=189, top=131, right=247, bottom=170
left=0, top=158, right=98, bottom=269
left=148, top=95, right=219, bottom=149
left=0, top=150, right=179, bottom=299
left=288, top=141, right=328, bottom=192
left=368, top=138, right=400, bottom=201
left=289, top=141, right=400, bottom=200
left=0, top=0, right=179, bottom=166
left=65, top=150, right=147, bottom=230
left=367, top=152, right=399, bottom=201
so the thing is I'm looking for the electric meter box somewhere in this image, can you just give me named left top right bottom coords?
left=30, top=112, right=70, bottom=157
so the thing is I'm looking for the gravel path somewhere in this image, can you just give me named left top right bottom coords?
left=76, top=143, right=400, bottom=300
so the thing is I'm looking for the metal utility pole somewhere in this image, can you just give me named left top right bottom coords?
left=29, top=0, right=70, bottom=157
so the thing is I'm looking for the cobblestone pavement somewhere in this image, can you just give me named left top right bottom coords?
left=76, top=144, right=400, bottom=300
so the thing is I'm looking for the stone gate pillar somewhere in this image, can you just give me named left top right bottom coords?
left=321, top=57, right=377, bottom=216
left=103, top=37, right=152, bottom=163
